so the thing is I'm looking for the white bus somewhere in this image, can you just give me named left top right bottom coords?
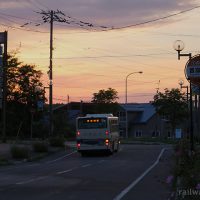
left=76, top=114, right=120, bottom=156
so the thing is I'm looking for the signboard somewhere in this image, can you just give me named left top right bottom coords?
left=192, top=84, right=200, bottom=95
left=175, top=129, right=182, bottom=139
left=37, top=100, right=44, bottom=111
left=0, top=32, right=5, bottom=43
left=185, top=54, right=200, bottom=86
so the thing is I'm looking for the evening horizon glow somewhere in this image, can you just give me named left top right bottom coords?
left=0, top=0, right=200, bottom=103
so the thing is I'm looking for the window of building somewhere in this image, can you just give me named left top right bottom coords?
left=167, top=131, right=172, bottom=138
left=135, top=130, right=142, bottom=137
left=118, top=111, right=126, bottom=121
left=152, top=131, right=160, bottom=137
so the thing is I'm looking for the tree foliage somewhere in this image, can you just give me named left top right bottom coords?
left=7, top=53, right=44, bottom=106
left=152, top=88, right=188, bottom=133
left=3, top=53, right=46, bottom=138
left=91, top=87, right=119, bottom=104
left=91, top=88, right=119, bottom=114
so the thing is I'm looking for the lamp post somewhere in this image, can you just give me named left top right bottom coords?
left=179, top=79, right=189, bottom=104
left=125, top=71, right=143, bottom=138
left=125, top=71, right=143, bottom=104
left=173, top=40, right=194, bottom=152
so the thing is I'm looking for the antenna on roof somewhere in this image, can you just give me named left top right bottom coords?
left=156, top=80, right=160, bottom=93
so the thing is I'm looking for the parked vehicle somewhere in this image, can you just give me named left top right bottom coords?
left=76, top=114, right=120, bottom=156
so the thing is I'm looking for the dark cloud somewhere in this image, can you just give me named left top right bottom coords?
left=0, top=0, right=198, bottom=28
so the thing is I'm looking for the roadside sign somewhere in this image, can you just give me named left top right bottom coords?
left=0, top=32, right=5, bottom=43
left=175, top=129, right=182, bottom=139
left=185, top=54, right=200, bottom=86
left=37, top=100, right=44, bottom=111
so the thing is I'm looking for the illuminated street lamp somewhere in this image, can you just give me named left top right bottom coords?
left=178, top=79, right=189, bottom=103
left=125, top=71, right=143, bottom=138
left=173, top=40, right=194, bottom=152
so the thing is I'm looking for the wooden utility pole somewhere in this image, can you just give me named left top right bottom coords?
left=49, top=10, right=53, bottom=136
left=2, top=31, right=7, bottom=142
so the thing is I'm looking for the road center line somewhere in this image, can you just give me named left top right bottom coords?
left=113, top=148, right=166, bottom=200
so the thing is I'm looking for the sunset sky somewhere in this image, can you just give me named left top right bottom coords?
left=0, top=0, right=200, bottom=103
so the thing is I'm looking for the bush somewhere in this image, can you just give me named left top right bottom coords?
left=11, top=145, right=30, bottom=159
left=0, top=156, right=9, bottom=165
left=49, top=137, right=65, bottom=147
left=32, top=142, right=48, bottom=153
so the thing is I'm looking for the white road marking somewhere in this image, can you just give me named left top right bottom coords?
left=97, top=160, right=105, bottom=163
left=56, top=169, right=74, bottom=174
left=0, top=151, right=76, bottom=173
left=81, top=164, right=92, bottom=168
left=11, top=151, right=110, bottom=186
left=46, top=151, right=77, bottom=164
left=113, top=148, right=166, bottom=200
left=16, top=176, right=47, bottom=185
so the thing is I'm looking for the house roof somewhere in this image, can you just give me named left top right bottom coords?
left=120, top=103, right=156, bottom=123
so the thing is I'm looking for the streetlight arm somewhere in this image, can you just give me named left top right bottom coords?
left=125, top=71, right=143, bottom=104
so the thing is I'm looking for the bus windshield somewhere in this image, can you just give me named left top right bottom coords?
left=78, top=118, right=107, bottom=129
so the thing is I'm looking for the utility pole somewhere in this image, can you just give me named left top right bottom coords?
left=38, top=10, right=67, bottom=136
left=0, top=31, right=8, bottom=142
left=49, top=10, right=53, bottom=136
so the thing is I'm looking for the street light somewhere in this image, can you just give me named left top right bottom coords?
left=125, top=71, right=143, bottom=104
left=178, top=79, right=189, bottom=103
left=173, top=40, right=194, bottom=152
left=125, top=71, right=143, bottom=138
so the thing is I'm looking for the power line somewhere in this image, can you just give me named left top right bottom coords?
left=33, top=0, right=50, bottom=10
left=107, top=5, right=200, bottom=31
left=0, top=5, right=199, bottom=34
left=19, top=52, right=175, bottom=60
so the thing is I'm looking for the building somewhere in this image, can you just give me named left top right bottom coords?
left=118, top=103, right=183, bottom=138
left=53, top=102, right=188, bottom=139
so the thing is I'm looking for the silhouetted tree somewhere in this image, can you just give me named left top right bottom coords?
left=152, top=88, right=188, bottom=136
left=92, top=87, right=118, bottom=104
left=4, top=52, right=45, bottom=138
left=91, top=88, right=119, bottom=114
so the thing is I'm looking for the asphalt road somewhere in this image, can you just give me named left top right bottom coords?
left=0, top=144, right=173, bottom=200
